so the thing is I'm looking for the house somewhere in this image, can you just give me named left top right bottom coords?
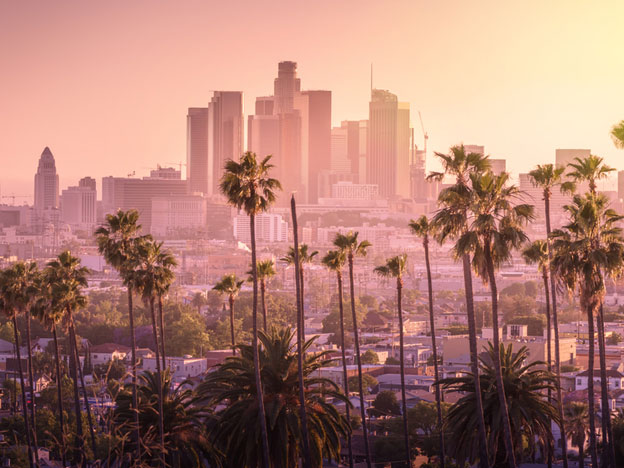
left=90, top=343, right=131, bottom=365
left=143, top=356, right=208, bottom=382
left=575, top=366, right=624, bottom=392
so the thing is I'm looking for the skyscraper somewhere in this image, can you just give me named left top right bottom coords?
left=274, top=61, right=301, bottom=114
left=61, top=177, right=97, bottom=231
left=34, top=147, right=59, bottom=212
left=490, top=158, right=506, bottom=175
left=367, top=89, right=410, bottom=198
left=331, top=120, right=367, bottom=183
left=556, top=148, right=590, bottom=167
left=187, top=92, right=243, bottom=195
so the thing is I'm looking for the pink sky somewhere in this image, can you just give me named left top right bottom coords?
left=1, top=0, right=623, bottom=201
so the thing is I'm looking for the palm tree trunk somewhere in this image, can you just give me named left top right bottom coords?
left=149, top=297, right=166, bottom=467
left=24, top=310, right=40, bottom=465
left=250, top=213, right=271, bottom=468
left=462, top=253, right=490, bottom=468
left=543, top=269, right=553, bottom=468
left=336, top=270, right=354, bottom=468
left=424, top=237, right=445, bottom=468
left=68, top=316, right=97, bottom=458
left=260, top=279, right=268, bottom=332
left=597, top=303, right=616, bottom=467
left=53, top=326, right=68, bottom=468
left=229, top=296, right=236, bottom=356
left=158, top=295, right=167, bottom=370
left=348, top=253, right=372, bottom=468
left=127, top=287, right=141, bottom=462
left=67, top=320, right=84, bottom=466
left=291, top=196, right=312, bottom=468
left=586, top=299, right=598, bottom=468
left=396, top=277, right=410, bottom=466
left=578, top=442, right=584, bottom=468
left=484, top=239, right=516, bottom=468
left=545, top=193, right=568, bottom=468
left=12, top=315, right=35, bottom=468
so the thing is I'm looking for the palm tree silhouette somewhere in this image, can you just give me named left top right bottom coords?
left=212, top=274, right=244, bottom=355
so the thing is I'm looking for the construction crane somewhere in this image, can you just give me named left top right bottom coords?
left=166, top=161, right=187, bottom=172
left=1, top=195, right=29, bottom=206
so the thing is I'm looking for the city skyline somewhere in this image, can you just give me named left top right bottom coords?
left=2, top=0, right=624, bottom=199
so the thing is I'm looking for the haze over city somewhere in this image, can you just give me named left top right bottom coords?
left=2, top=0, right=624, bottom=200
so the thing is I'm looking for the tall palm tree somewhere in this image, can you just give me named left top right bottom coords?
left=528, top=163, right=572, bottom=468
left=565, top=154, right=617, bottom=467
left=611, top=120, right=624, bottom=149
left=551, top=193, right=624, bottom=468
left=409, top=215, right=446, bottom=468
left=248, top=259, right=276, bottom=332
left=212, top=274, right=244, bottom=355
left=458, top=171, right=533, bottom=468
left=430, top=144, right=491, bottom=468
left=46, top=251, right=97, bottom=462
left=564, top=402, right=589, bottom=468
left=374, top=254, right=411, bottom=466
left=152, top=242, right=177, bottom=369
left=95, top=209, right=144, bottom=460
left=321, top=249, right=353, bottom=468
left=334, top=231, right=373, bottom=468
left=440, top=343, right=558, bottom=466
left=281, top=243, right=318, bottom=320
left=219, top=151, right=281, bottom=468
left=31, top=275, right=68, bottom=468
left=198, top=327, right=349, bottom=468
left=0, top=266, right=36, bottom=468
left=134, top=239, right=167, bottom=465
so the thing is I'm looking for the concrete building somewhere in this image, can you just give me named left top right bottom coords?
left=102, top=170, right=187, bottom=232
left=143, top=356, right=208, bottom=382
left=187, top=92, right=244, bottom=196
left=34, top=147, right=59, bottom=212
left=60, top=177, right=97, bottom=231
left=490, top=158, right=506, bottom=175
left=331, top=120, right=367, bottom=183
left=150, top=194, right=207, bottom=236
left=331, top=181, right=379, bottom=200
left=556, top=148, right=590, bottom=167
left=233, top=212, right=288, bottom=243
left=367, top=89, right=410, bottom=198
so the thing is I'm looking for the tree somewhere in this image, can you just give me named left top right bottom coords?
left=440, top=343, right=557, bottom=466
left=410, top=215, right=446, bottom=468
left=528, top=162, right=574, bottom=468
left=564, top=402, right=589, bottom=468
left=348, top=374, right=378, bottom=395
left=458, top=171, right=533, bottom=468
left=334, top=231, right=373, bottom=468
left=198, top=328, right=349, bottom=468
left=94, top=359, right=127, bottom=382
left=375, top=254, right=411, bottom=465
left=361, top=349, right=379, bottom=365
left=552, top=193, right=624, bottom=468
left=46, top=251, right=98, bottom=462
left=95, top=209, right=145, bottom=461
left=372, top=390, right=400, bottom=416
left=248, top=259, right=276, bottom=332
left=219, top=151, right=281, bottom=468
left=0, top=265, right=36, bottom=468
left=607, top=332, right=622, bottom=345
left=212, top=274, right=244, bottom=355
left=430, top=144, right=491, bottom=468
left=281, top=243, right=318, bottom=317
left=321, top=249, right=354, bottom=467
left=611, top=120, right=624, bottom=149
left=191, top=292, right=207, bottom=315
left=385, top=356, right=400, bottom=365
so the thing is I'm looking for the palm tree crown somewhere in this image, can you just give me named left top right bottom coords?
left=566, top=154, right=614, bottom=194
left=281, top=244, right=318, bottom=267
left=611, top=120, right=624, bottom=149
left=374, top=254, right=407, bottom=280
left=333, top=231, right=371, bottom=258
left=212, top=274, right=244, bottom=299
left=321, top=249, right=346, bottom=272
left=521, top=240, right=549, bottom=274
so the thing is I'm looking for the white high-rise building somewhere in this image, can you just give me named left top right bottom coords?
left=233, top=212, right=288, bottom=243
left=60, top=177, right=97, bottom=231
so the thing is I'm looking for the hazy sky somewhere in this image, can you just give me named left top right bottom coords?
left=1, top=0, right=623, bottom=201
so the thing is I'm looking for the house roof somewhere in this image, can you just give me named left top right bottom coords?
left=577, top=369, right=624, bottom=378
left=90, top=343, right=131, bottom=354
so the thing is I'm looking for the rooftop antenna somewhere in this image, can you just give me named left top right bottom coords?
left=370, top=63, right=373, bottom=97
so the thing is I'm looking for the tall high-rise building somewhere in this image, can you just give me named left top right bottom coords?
left=556, top=149, right=590, bottom=168
left=186, top=92, right=243, bottom=195
left=274, top=61, right=301, bottom=114
left=618, top=171, right=624, bottom=202
left=490, top=158, right=506, bottom=175
left=331, top=120, right=367, bottom=183
left=34, top=147, right=59, bottom=212
left=60, top=177, right=97, bottom=231
left=367, top=89, right=411, bottom=198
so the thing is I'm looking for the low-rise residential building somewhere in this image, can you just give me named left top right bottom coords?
left=143, top=356, right=208, bottom=382
left=575, top=366, right=624, bottom=392
left=90, top=343, right=130, bottom=365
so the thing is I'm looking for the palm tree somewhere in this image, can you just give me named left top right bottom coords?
left=611, top=120, right=624, bottom=149
left=334, top=231, right=373, bottom=468
left=113, top=370, right=220, bottom=467
left=440, top=343, right=558, bottom=466
left=95, top=209, right=144, bottom=460
left=374, top=254, right=411, bottom=466
left=430, top=144, right=491, bottom=468
left=458, top=171, right=533, bottom=468
left=198, top=327, right=349, bottom=468
left=565, top=154, right=617, bottom=467
left=321, top=249, right=353, bottom=468
left=31, top=275, right=68, bottom=467
left=46, top=251, right=97, bottom=462
left=152, top=243, right=177, bottom=369
left=248, top=259, right=276, bottom=332
left=0, top=265, right=36, bottom=468
left=281, top=243, right=318, bottom=321
left=191, top=292, right=207, bottom=314
left=212, top=274, right=244, bottom=355
left=409, top=215, right=445, bottom=468
left=528, top=163, right=573, bottom=468
left=564, top=402, right=589, bottom=468
left=552, top=194, right=624, bottom=468
left=219, top=151, right=281, bottom=468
